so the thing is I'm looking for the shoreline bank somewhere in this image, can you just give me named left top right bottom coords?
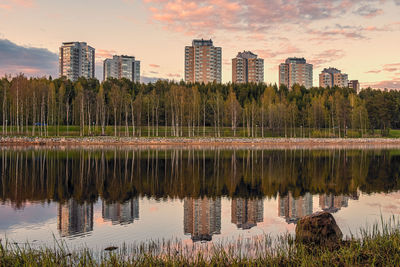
left=2, top=136, right=400, bottom=149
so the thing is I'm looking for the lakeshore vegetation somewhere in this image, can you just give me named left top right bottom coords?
left=0, top=75, right=399, bottom=138
left=1, top=221, right=400, bottom=266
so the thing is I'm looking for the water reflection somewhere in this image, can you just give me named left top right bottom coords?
left=320, top=192, right=360, bottom=212
left=102, top=199, right=139, bottom=225
left=184, top=197, right=221, bottom=242
left=278, top=193, right=313, bottom=224
left=58, top=199, right=93, bottom=237
left=1, top=147, right=400, bottom=246
left=231, top=198, right=263, bottom=230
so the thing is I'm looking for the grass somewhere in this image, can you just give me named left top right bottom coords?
left=0, top=125, right=397, bottom=138
left=2, top=219, right=400, bottom=266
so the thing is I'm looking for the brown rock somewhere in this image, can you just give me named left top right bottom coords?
left=295, top=211, right=342, bottom=248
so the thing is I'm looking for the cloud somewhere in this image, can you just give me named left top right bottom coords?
left=149, top=64, right=160, bottom=68
left=309, top=49, right=346, bottom=68
left=0, top=0, right=34, bottom=10
left=144, top=0, right=384, bottom=36
left=0, top=39, right=57, bottom=77
left=141, top=76, right=167, bottom=83
left=96, top=49, right=116, bottom=59
left=307, top=24, right=366, bottom=41
left=254, top=44, right=303, bottom=60
left=353, top=5, right=383, bottom=17
left=166, top=73, right=181, bottom=78
left=363, top=80, right=400, bottom=89
left=365, top=70, right=381, bottom=74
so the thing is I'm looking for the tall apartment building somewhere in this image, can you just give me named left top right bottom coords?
left=319, top=67, right=348, bottom=88
left=103, top=55, right=140, bottom=82
left=59, top=42, right=95, bottom=81
left=232, top=51, right=264, bottom=83
left=185, top=39, right=222, bottom=83
left=279, top=58, right=313, bottom=89
left=348, top=80, right=360, bottom=93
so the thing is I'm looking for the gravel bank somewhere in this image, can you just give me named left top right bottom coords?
left=2, top=136, right=400, bottom=149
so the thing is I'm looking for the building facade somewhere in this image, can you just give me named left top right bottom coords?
left=59, top=42, right=95, bottom=81
left=232, top=51, right=264, bottom=83
left=103, top=55, right=140, bottom=82
left=185, top=39, right=222, bottom=83
left=348, top=80, right=361, bottom=93
left=319, top=68, right=348, bottom=88
left=279, top=57, right=313, bottom=89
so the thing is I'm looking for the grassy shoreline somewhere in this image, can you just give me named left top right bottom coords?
left=2, top=223, right=400, bottom=266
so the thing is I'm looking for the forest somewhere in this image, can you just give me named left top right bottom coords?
left=0, top=75, right=399, bottom=137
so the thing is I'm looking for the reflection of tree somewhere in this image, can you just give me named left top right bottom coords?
left=183, top=197, right=221, bottom=242
left=0, top=148, right=399, bottom=208
left=58, top=199, right=93, bottom=237
left=231, top=198, right=263, bottom=229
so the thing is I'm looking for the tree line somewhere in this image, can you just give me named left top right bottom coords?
left=0, top=75, right=399, bottom=137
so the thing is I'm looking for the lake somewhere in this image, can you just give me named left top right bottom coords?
left=1, top=147, right=400, bottom=250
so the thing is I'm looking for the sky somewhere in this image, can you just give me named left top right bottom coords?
left=0, top=0, right=399, bottom=88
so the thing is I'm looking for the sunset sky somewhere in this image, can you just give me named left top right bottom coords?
left=0, top=0, right=399, bottom=88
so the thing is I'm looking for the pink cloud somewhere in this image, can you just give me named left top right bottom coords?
left=96, top=49, right=116, bottom=59
left=0, top=0, right=34, bottom=10
left=363, top=80, right=400, bottom=89
left=365, top=70, right=381, bottom=74
left=255, top=44, right=303, bottom=59
left=144, top=0, right=380, bottom=37
left=149, top=64, right=160, bottom=68
left=309, top=49, right=346, bottom=68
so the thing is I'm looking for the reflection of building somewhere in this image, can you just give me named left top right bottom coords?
left=278, top=192, right=313, bottom=224
left=231, top=198, right=263, bottom=229
left=102, top=199, right=139, bottom=225
left=319, top=194, right=349, bottom=213
left=58, top=199, right=93, bottom=237
left=184, top=197, right=221, bottom=242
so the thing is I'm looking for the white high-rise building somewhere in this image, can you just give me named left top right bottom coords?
left=319, top=68, right=348, bottom=88
left=103, top=55, right=140, bottom=82
left=59, top=42, right=95, bottom=81
left=279, top=58, right=313, bottom=89
left=185, top=39, right=222, bottom=83
left=232, top=51, right=264, bottom=83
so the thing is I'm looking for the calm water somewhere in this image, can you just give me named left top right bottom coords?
left=1, top=147, right=400, bottom=249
